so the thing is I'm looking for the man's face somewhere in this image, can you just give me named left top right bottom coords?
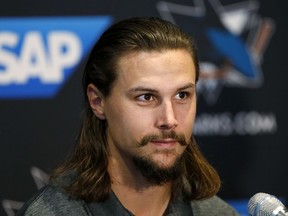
left=102, top=49, right=197, bottom=182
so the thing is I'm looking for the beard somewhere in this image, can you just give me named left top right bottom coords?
left=132, top=131, right=189, bottom=185
left=132, top=152, right=185, bottom=185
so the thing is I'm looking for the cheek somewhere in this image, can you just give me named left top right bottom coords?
left=106, top=104, right=152, bottom=140
left=123, top=108, right=155, bottom=136
left=176, top=103, right=197, bottom=134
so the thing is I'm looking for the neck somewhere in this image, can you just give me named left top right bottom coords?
left=112, top=180, right=172, bottom=216
left=108, top=157, right=173, bottom=216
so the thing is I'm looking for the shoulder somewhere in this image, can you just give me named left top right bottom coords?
left=191, top=196, right=239, bottom=216
left=16, top=184, right=92, bottom=216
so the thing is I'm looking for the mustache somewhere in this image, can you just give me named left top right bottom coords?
left=138, top=131, right=189, bottom=147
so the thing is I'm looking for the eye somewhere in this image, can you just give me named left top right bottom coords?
left=137, top=94, right=154, bottom=102
left=175, top=91, right=188, bottom=100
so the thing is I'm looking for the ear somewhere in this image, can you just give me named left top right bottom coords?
left=87, top=84, right=106, bottom=120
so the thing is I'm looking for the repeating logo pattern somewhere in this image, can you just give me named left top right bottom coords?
left=2, top=167, right=49, bottom=216
left=0, top=16, right=112, bottom=99
left=157, top=0, right=274, bottom=104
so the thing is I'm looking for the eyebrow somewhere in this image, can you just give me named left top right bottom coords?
left=127, top=83, right=195, bottom=94
left=177, top=83, right=195, bottom=91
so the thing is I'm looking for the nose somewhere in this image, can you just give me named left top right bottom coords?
left=155, top=100, right=178, bottom=130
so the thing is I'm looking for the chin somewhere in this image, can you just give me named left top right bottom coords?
left=132, top=152, right=184, bottom=185
left=152, top=157, right=179, bottom=169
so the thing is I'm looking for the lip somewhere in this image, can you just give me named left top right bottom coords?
left=150, top=139, right=178, bottom=148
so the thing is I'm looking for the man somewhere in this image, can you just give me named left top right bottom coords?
left=18, top=17, right=239, bottom=215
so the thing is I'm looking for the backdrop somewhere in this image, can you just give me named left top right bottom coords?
left=1, top=0, right=287, bottom=215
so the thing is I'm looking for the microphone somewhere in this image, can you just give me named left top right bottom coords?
left=248, top=192, right=288, bottom=216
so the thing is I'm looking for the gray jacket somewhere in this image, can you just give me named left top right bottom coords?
left=17, top=183, right=239, bottom=216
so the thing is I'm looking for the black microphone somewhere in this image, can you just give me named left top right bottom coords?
left=248, top=192, right=288, bottom=216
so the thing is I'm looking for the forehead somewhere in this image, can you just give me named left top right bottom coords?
left=115, top=49, right=196, bottom=88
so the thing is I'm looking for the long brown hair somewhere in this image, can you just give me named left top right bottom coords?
left=51, top=17, right=220, bottom=202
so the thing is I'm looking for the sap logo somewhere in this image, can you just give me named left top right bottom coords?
left=0, top=31, right=81, bottom=85
left=0, top=16, right=112, bottom=99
